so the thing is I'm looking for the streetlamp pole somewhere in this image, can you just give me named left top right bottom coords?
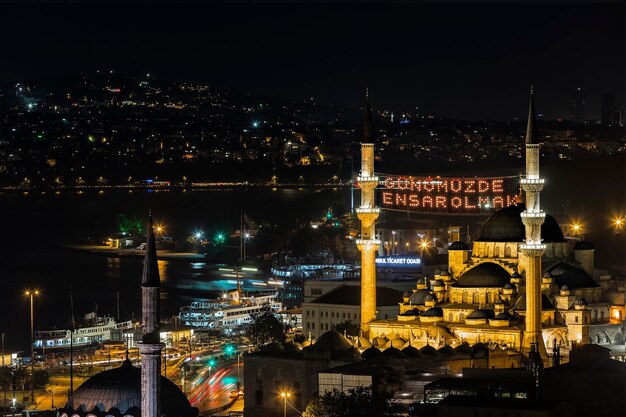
left=26, top=290, right=39, bottom=408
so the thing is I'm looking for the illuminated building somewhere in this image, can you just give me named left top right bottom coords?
left=519, top=86, right=547, bottom=359
left=60, top=213, right=197, bottom=417
left=355, top=94, right=380, bottom=337
left=365, top=89, right=624, bottom=363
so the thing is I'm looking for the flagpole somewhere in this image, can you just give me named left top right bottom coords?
left=240, top=210, right=244, bottom=263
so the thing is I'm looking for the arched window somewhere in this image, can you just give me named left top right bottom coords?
left=473, top=292, right=479, bottom=304
left=459, top=313, right=465, bottom=322
left=486, top=292, right=492, bottom=304
left=463, top=291, right=470, bottom=303
left=494, top=246, right=500, bottom=258
left=504, top=246, right=512, bottom=257
left=600, top=311, right=605, bottom=320
left=449, top=313, right=454, bottom=322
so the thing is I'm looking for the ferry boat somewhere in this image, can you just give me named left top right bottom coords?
left=34, top=312, right=134, bottom=350
left=178, top=289, right=282, bottom=331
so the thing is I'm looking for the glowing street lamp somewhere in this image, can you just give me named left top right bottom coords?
left=25, top=289, right=39, bottom=406
left=279, top=391, right=292, bottom=417
left=420, top=241, right=429, bottom=250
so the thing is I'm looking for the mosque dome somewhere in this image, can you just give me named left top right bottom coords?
left=467, top=309, right=494, bottom=320
left=408, top=289, right=435, bottom=305
left=419, top=345, right=439, bottom=355
left=402, top=345, right=421, bottom=357
left=306, top=329, right=354, bottom=353
left=453, top=263, right=511, bottom=288
left=574, top=241, right=595, bottom=250
left=512, top=293, right=554, bottom=311
left=547, top=262, right=599, bottom=289
left=438, top=345, right=456, bottom=356
left=449, top=241, right=469, bottom=250
left=63, top=360, right=197, bottom=417
left=361, top=346, right=382, bottom=359
left=455, top=343, right=473, bottom=354
left=421, top=307, right=444, bottom=317
left=381, top=346, right=405, bottom=358
left=575, top=298, right=588, bottom=306
left=475, top=203, right=565, bottom=242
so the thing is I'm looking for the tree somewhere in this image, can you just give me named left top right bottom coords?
left=246, top=306, right=285, bottom=347
left=334, top=320, right=359, bottom=337
left=302, top=387, right=400, bottom=417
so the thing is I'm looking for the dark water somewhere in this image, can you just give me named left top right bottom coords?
left=1, top=155, right=624, bottom=352
left=0, top=188, right=349, bottom=351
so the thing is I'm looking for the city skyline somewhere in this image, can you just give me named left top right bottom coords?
left=1, top=2, right=624, bottom=120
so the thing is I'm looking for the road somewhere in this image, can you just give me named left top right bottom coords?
left=189, top=362, right=243, bottom=413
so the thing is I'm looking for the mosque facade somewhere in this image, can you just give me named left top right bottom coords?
left=359, top=91, right=624, bottom=360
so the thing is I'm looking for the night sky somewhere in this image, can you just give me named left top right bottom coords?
left=1, top=2, right=624, bottom=120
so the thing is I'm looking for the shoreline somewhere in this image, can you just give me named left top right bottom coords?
left=63, top=244, right=208, bottom=260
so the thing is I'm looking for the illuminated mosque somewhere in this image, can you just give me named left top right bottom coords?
left=60, top=214, right=198, bottom=417
left=356, top=89, right=624, bottom=362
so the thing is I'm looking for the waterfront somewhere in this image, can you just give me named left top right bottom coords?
left=0, top=187, right=349, bottom=352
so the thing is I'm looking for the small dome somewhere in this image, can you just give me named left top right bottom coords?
left=511, top=271, right=521, bottom=278
left=422, top=307, right=444, bottom=317
left=454, top=263, right=511, bottom=288
left=65, top=360, right=197, bottom=417
left=574, top=240, right=594, bottom=250
left=361, top=346, right=382, bottom=359
left=372, top=336, right=388, bottom=348
left=402, top=345, right=421, bottom=357
left=399, top=308, right=420, bottom=317
left=492, top=312, right=516, bottom=321
left=309, top=329, right=354, bottom=353
left=382, top=346, right=405, bottom=358
left=503, top=283, right=514, bottom=289
left=440, top=270, right=450, bottom=276
left=408, top=289, right=435, bottom=305
left=434, top=268, right=442, bottom=275
left=449, top=241, right=469, bottom=250
left=402, top=291, right=411, bottom=298
left=455, top=343, right=473, bottom=354
left=543, top=272, right=553, bottom=278
left=355, top=336, right=372, bottom=350
left=424, top=294, right=435, bottom=302
left=438, top=345, right=456, bottom=356
left=467, top=309, right=494, bottom=319
left=388, top=337, right=407, bottom=349
left=419, top=345, right=439, bottom=355
left=575, top=298, right=587, bottom=306
left=433, top=280, right=445, bottom=287
left=560, top=284, right=569, bottom=291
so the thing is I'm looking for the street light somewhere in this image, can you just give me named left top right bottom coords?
left=25, top=289, right=39, bottom=406
left=279, top=391, right=292, bottom=417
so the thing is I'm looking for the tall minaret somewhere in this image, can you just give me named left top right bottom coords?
left=356, top=92, right=381, bottom=338
left=140, top=212, right=164, bottom=417
left=520, top=87, right=548, bottom=360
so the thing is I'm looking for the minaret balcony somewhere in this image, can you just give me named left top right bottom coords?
left=520, top=177, right=545, bottom=185
left=520, top=242, right=546, bottom=252
left=356, top=238, right=381, bottom=248
left=357, top=175, right=379, bottom=183
left=356, top=207, right=380, bottom=214
left=520, top=211, right=545, bottom=219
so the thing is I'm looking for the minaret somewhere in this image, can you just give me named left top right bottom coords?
left=140, top=211, right=164, bottom=417
left=355, top=92, right=381, bottom=338
left=520, top=86, right=548, bottom=360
